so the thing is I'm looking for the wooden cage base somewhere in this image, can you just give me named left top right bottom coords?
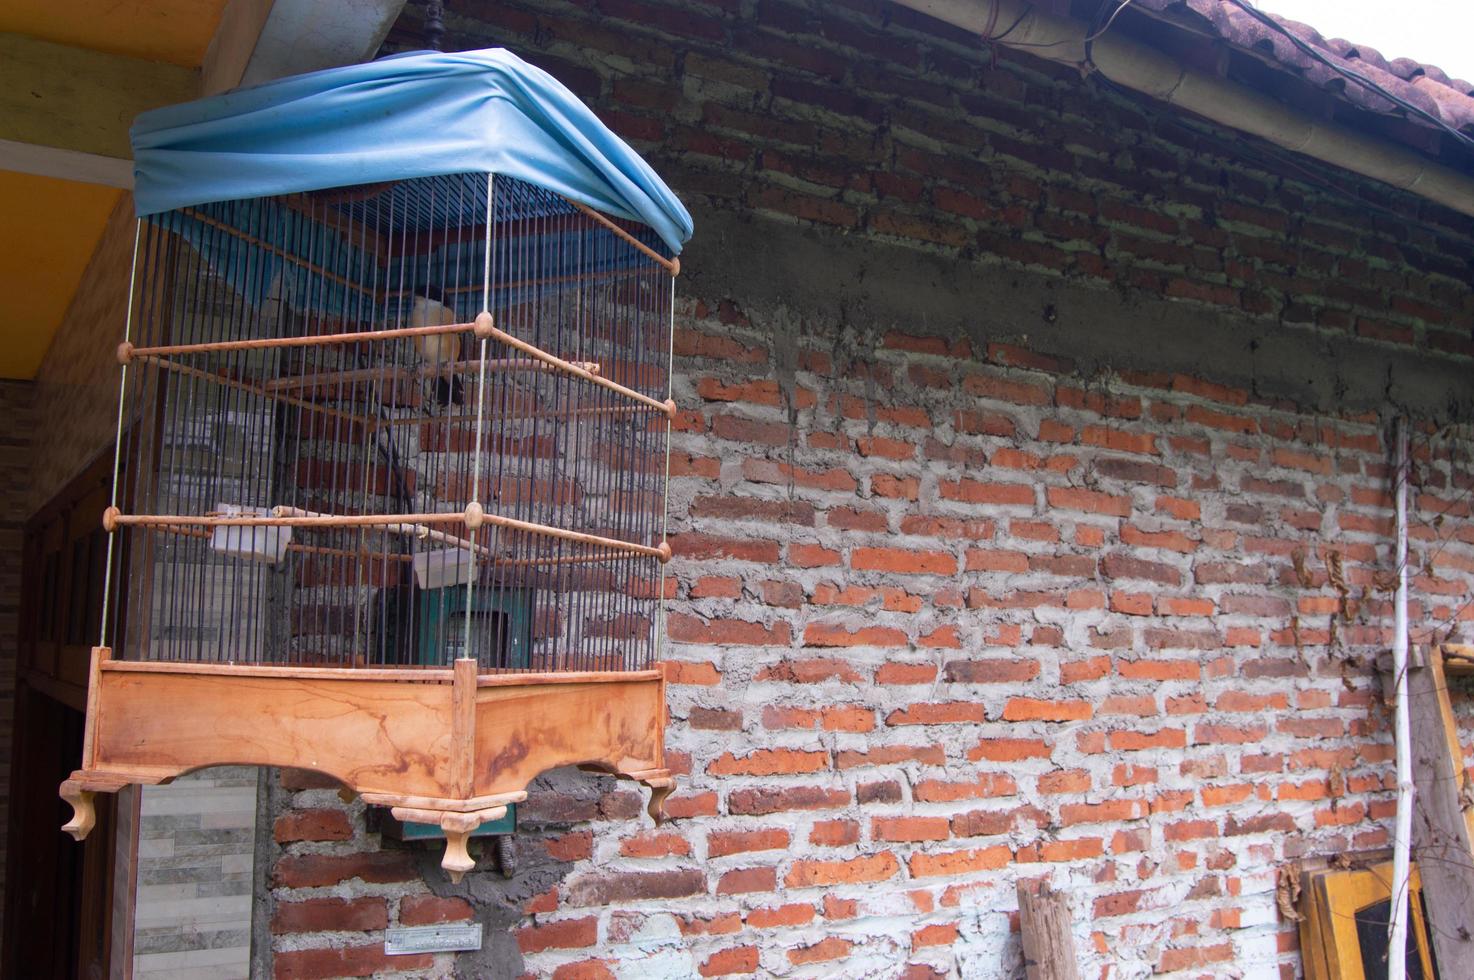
left=60, top=648, right=672, bottom=882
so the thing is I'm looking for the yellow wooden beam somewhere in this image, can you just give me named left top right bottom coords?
left=0, top=32, right=198, bottom=180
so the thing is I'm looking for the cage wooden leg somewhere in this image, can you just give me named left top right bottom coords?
left=390, top=805, right=508, bottom=884
left=60, top=771, right=137, bottom=841
left=577, top=765, right=675, bottom=823
left=645, top=779, right=675, bottom=826
left=60, top=766, right=167, bottom=837
left=613, top=767, right=675, bottom=824
left=60, top=781, right=97, bottom=841
left=441, top=826, right=476, bottom=884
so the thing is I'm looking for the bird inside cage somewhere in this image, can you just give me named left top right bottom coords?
left=409, top=285, right=464, bottom=407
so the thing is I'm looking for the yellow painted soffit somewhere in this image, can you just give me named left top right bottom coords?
left=0, top=0, right=229, bottom=67
left=0, top=172, right=123, bottom=379
left=0, top=1, right=231, bottom=379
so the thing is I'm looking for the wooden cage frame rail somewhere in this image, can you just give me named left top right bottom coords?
left=96, top=659, right=665, bottom=684
left=365, top=188, right=681, bottom=263
left=427, top=263, right=665, bottom=298
left=163, top=508, right=490, bottom=559
left=272, top=507, right=491, bottom=557
left=140, top=522, right=652, bottom=573
left=104, top=506, right=672, bottom=563
left=282, top=194, right=390, bottom=260
left=123, top=321, right=466, bottom=359
left=180, top=212, right=660, bottom=299
left=261, top=355, right=603, bottom=394
left=134, top=353, right=381, bottom=430
left=371, top=402, right=663, bottom=429
left=122, top=318, right=674, bottom=419
left=178, top=192, right=679, bottom=297
left=134, top=524, right=657, bottom=601
left=468, top=312, right=674, bottom=416
left=180, top=207, right=369, bottom=295
left=184, top=204, right=680, bottom=290
left=566, top=200, right=681, bottom=277
left=143, top=522, right=414, bottom=563
left=151, top=515, right=651, bottom=568
left=137, top=351, right=662, bottom=439
left=271, top=511, right=650, bottom=570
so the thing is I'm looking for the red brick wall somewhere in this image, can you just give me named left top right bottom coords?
left=653, top=304, right=1469, bottom=978
left=258, top=1, right=1474, bottom=977
left=407, top=0, right=1474, bottom=367
left=263, top=301, right=1473, bottom=977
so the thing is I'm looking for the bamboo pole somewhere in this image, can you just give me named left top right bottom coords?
left=1390, top=416, right=1413, bottom=980
left=1401, top=646, right=1474, bottom=974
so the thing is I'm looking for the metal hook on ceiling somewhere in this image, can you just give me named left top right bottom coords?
left=423, top=0, right=446, bottom=52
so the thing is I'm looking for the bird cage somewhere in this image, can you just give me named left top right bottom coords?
left=58, top=50, right=692, bottom=879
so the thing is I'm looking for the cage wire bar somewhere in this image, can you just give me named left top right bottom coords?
left=99, top=172, right=677, bottom=675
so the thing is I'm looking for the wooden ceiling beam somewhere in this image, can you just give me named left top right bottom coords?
left=202, top=0, right=279, bottom=97
left=233, top=0, right=407, bottom=91
left=0, top=0, right=406, bottom=187
left=0, top=32, right=198, bottom=186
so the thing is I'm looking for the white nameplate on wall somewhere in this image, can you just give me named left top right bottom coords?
left=385, top=923, right=483, bottom=955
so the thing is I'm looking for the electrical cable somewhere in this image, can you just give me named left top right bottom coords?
left=979, top=0, right=1001, bottom=41
left=1083, top=0, right=1137, bottom=76
left=979, top=2, right=1025, bottom=71
left=1084, top=0, right=1137, bottom=45
left=997, top=0, right=1137, bottom=49
left=987, top=8, right=1031, bottom=44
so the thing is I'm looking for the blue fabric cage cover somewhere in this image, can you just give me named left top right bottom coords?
left=130, top=48, right=692, bottom=254
left=128, top=49, right=691, bottom=319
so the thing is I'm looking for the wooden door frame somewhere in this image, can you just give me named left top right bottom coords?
left=3, top=449, right=136, bottom=979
